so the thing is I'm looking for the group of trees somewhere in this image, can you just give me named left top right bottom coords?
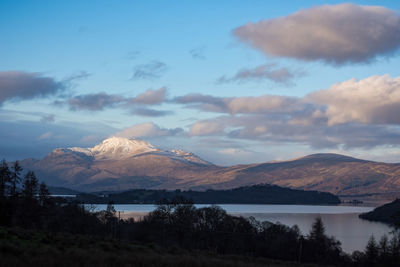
left=0, top=159, right=106, bottom=234
left=122, top=198, right=344, bottom=265
left=352, top=233, right=400, bottom=267
left=0, top=159, right=52, bottom=203
left=1, top=159, right=400, bottom=266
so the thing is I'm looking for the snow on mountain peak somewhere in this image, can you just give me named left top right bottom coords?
left=69, top=136, right=158, bottom=160
left=51, top=137, right=212, bottom=164
left=171, top=149, right=191, bottom=156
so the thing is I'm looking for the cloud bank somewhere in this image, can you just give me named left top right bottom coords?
left=234, top=4, right=400, bottom=65
left=183, top=74, right=400, bottom=149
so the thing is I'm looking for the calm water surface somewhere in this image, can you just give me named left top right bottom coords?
left=92, top=204, right=392, bottom=253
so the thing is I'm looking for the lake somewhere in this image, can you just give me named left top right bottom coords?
left=91, top=204, right=392, bottom=253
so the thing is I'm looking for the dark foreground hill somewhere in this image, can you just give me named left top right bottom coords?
left=20, top=137, right=400, bottom=200
left=78, top=184, right=340, bottom=205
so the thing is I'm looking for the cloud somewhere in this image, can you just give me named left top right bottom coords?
left=174, top=93, right=302, bottom=114
left=0, top=71, right=65, bottom=105
left=38, top=131, right=53, bottom=140
left=234, top=4, right=400, bottom=65
left=40, top=114, right=55, bottom=123
left=131, top=87, right=167, bottom=105
left=130, top=108, right=173, bottom=117
left=218, top=148, right=253, bottom=157
left=67, top=92, right=125, bottom=111
left=178, top=75, right=400, bottom=127
left=189, top=47, right=206, bottom=59
left=308, top=75, right=400, bottom=125
left=115, top=122, right=183, bottom=138
left=185, top=74, right=400, bottom=149
left=131, top=60, right=167, bottom=80
left=189, top=121, right=225, bottom=136
left=64, top=71, right=91, bottom=82
left=64, top=88, right=170, bottom=116
left=217, top=63, right=304, bottom=84
left=189, top=114, right=400, bottom=149
left=0, top=119, right=116, bottom=161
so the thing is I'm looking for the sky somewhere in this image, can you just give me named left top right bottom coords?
left=1, top=0, right=400, bottom=165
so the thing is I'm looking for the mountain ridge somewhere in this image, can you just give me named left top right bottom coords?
left=19, top=137, right=400, bottom=200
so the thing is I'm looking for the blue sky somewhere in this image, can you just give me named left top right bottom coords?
left=1, top=1, right=400, bottom=165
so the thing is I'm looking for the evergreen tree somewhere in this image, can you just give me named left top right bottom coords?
left=10, top=161, right=22, bottom=197
left=309, top=216, right=326, bottom=242
left=379, top=234, right=389, bottom=257
left=39, top=182, right=50, bottom=206
left=388, top=230, right=400, bottom=261
left=22, top=171, right=38, bottom=199
left=0, top=159, right=11, bottom=198
left=365, top=235, right=379, bottom=265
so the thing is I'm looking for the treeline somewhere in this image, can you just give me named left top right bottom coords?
left=359, top=199, right=400, bottom=225
left=128, top=198, right=345, bottom=265
left=1, top=160, right=400, bottom=266
left=77, top=184, right=340, bottom=205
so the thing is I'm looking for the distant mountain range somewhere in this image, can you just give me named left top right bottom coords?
left=20, top=137, right=400, bottom=200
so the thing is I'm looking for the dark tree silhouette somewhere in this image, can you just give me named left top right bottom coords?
left=10, top=161, right=22, bottom=197
left=302, top=216, right=342, bottom=264
left=365, top=235, right=379, bottom=266
left=39, top=182, right=50, bottom=206
left=22, top=171, right=39, bottom=199
left=0, top=159, right=11, bottom=198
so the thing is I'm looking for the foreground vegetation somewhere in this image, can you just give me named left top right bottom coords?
left=0, top=227, right=320, bottom=267
left=76, top=184, right=340, bottom=205
left=1, top=160, right=400, bottom=266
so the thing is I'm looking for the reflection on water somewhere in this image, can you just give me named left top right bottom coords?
left=91, top=204, right=392, bottom=253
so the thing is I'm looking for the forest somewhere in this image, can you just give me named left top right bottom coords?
left=1, top=160, right=400, bottom=266
left=76, top=184, right=340, bottom=205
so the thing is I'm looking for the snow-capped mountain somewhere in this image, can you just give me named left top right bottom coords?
left=19, top=137, right=400, bottom=200
left=68, top=137, right=159, bottom=160
left=58, top=136, right=212, bottom=165
left=20, top=137, right=216, bottom=190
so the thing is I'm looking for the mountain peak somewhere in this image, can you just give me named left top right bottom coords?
left=67, top=136, right=158, bottom=160
left=90, top=136, right=158, bottom=160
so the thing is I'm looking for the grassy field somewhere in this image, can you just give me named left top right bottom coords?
left=0, top=227, right=317, bottom=267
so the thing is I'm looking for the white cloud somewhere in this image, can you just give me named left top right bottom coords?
left=308, top=75, right=400, bottom=125
left=115, top=122, right=183, bottom=138
left=189, top=121, right=224, bottom=136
